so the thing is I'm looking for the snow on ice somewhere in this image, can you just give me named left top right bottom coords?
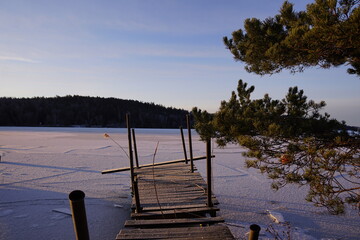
left=0, top=127, right=359, bottom=239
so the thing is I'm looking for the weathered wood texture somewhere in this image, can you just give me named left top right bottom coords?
left=102, top=155, right=214, bottom=174
left=116, top=162, right=235, bottom=240
left=125, top=216, right=225, bottom=228
left=131, top=207, right=220, bottom=219
left=117, top=225, right=235, bottom=240
left=131, top=163, right=218, bottom=211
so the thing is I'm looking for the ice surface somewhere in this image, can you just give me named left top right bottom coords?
left=1, top=127, right=359, bottom=239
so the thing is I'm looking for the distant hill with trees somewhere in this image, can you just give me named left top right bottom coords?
left=0, top=96, right=189, bottom=128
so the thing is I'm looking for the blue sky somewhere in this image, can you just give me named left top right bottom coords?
left=1, top=0, right=359, bottom=126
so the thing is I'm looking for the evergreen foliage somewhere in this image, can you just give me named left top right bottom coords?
left=224, top=0, right=360, bottom=76
left=192, top=80, right=360, bottom=214
left=0, top=96, right=188, bottom=128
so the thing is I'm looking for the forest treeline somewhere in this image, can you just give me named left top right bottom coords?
left=0, top=96, right=189, bottom=128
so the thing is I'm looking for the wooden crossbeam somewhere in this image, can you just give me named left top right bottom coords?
left=130, top=204, right=207, bottom=212
left=130, top=207, right=219, bottom=219
left=101, top=155, right=215, bottom=174
left=124, top=216, right=225, bottom=228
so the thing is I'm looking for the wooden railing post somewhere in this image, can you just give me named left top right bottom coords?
left=69, top=190, right=90, bottom=240
left=180, top=126, right=188, bottom=164
left=206, top=139, right=213, bottom=209
left=126, top=114, right=135, bottom=189
left=132, top=128, right=139, bottom=168
left=186, top=114, right=194, bottom=172
left=248, top=224, right=261, bottom=240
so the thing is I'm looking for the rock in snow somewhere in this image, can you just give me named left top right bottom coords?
left=266, top=210, right=285, bottom=223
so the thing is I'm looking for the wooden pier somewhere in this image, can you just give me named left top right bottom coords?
left=116, top=162, right=235, bottom=240
left=64, top=114, right=261, bottom=239
left=103, top=114, right=236, bottom=240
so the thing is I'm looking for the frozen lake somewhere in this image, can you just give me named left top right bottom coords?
left=0, top=127, right=359, bottom=239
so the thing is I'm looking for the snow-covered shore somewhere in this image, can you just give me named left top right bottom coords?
left=1, top=127, right=359, bottom=239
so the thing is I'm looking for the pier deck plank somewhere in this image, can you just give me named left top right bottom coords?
left=124, top=216, right=225, bottom=228
left=117, top=225, right=235, bottom=240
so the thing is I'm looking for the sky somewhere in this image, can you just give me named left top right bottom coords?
left=1, top=0, right=359, bottom=126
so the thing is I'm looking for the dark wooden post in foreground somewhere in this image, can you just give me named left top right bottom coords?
left=206, top=139, right=213, bottom=209
left=186, top=114, right=194, bottom=172
left=132, top=128, right=139, bottom=168
left=180, top=126, right=188, bottom=164
left=248, top=224, right=261, bottom=240
left=126, top=114, right=135, bottom=188
left=69, top=190, right=90, bottom=240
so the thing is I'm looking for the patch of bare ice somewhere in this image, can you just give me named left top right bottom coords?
left=0, top=208, right=14, bottom=217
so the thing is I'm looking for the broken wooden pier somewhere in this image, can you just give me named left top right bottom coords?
left=103, top=114, right=236, bottom=240
left=116, top=162, right=235, bottom=240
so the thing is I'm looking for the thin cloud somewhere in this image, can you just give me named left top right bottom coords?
left=0, top=56, right=39, bottom=63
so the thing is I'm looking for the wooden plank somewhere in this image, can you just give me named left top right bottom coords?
left=131, top=197, right=218, bottom=206
left=131, top=204, right=207, bottom=212
left=116, top=225, right=235, bottom=240
left=131, top=207, right=219, bottom=219
left=124, top=216, right=225, bottom=228
left=136, top=184, right=203, bottom=190
left=131, top=202, right=219, bottom=210
left=101, top=155, right=214, bottom=174
left=131, top=195, right=216, bottom=204
left=134, top=190, right=205, bottom=197
left=118, top=227, right=231, bottom=239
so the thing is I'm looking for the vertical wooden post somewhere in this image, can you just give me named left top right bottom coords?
left=206, top=139, right=213, bottom=209
left=180, top=126, right=188, bottom=164
left=133, top=175, right=142, bottom=213
left=132, top=128, right=139, bottom=168
left=186, top=114, right=194, bottom=172
left=69, top=190, right=90, bottom=240
left=248, top=224, right=261, bottom=240
left=126, top=114, right=135, bottom=189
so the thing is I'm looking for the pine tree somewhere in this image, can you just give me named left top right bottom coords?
left=223, top=0, right=360, bottom=76
left=193, top=80, right=360, bottom=214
